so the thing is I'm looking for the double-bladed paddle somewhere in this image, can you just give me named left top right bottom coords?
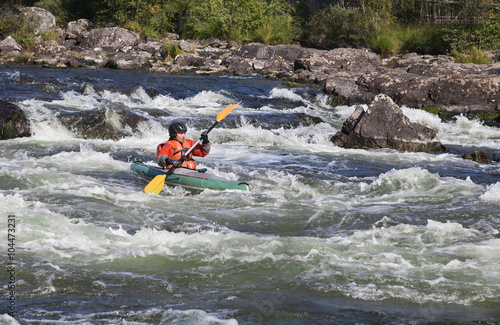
left=144, top=104, right=238, bottom=194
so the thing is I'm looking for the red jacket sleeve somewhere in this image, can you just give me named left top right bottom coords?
left=157, top=142, right=174, bottom=161
left=184, top=139, right=208, bottom=157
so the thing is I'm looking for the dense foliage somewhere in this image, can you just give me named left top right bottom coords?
left=0, top=8, right=37, bottom=50
left=1, top=0, right=499, bottom=60
left=183, top=0, right=293, bottom=44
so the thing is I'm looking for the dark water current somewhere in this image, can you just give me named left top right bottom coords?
left=1, top=66, right=500, bottom=324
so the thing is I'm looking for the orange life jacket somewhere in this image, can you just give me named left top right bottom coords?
left=157, top=139, right=205, bottom=169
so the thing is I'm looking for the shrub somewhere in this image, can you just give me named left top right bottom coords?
left=253, top=13, right=293, bottom=45
left=370, top=32, right=398, bottom=57
left=161, top=41, right=183, bottom=61
left=0, top=9, right=24, bottom=40
left=391, top=0, right=421, bottom=24
left=183, top=0, right=293, bottom=44
left=94, top=0, right=179, bottom=38
left=306, top=5, right=376, bottom=49
left=399, top=24, right=448, bottom=55
left=34, top=0, right=67, bottom=26
left=291, top=0, right=312, bottom=42
left=441, top=13, right=500, bottom=53
left=41, top=30, right=56, bottom=41
left=184, top=0, right=229, bottom=40
left=450, top=47, right=491, bottom=64
left=0, top=9, right=38, bottom=51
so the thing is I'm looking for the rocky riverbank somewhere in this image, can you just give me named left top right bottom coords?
left=0, top=7, right=499, bottom=162
left=1, top=8, right=500, bottom=118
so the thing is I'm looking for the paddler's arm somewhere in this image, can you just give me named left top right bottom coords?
left=158, top=156, right=182, bottom=168
left=157, top=143, right=182, bottom=168
left=188, top=133, right=211, bottom=157
left=200, top=131, right=211, bottom=155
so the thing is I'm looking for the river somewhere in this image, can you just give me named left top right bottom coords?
left=1, top=65, right=499, bottom=324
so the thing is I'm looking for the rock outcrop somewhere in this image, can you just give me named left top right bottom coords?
left=0, top=100, right=31, bottom=140
left=84, top=27, right=141, bottom=52
left=1, top=9, right=498, bottom=122
left=462, top=151, right=492, bottom=164
left=331, top=94, right=447, bottom=152
left=56, top=105, right=150, bottom=140
left=1, top=6, right=500, bottom=142
left=21, top=7, right=55, bottom=34
left=0, top=36, right=23, bottom=56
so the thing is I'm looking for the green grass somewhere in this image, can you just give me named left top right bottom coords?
left=161, top=42, right=183, bottom=61
left=450, top=47, right=491, bottom=64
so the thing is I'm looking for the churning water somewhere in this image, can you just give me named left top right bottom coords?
left=1, top=66, right=499, bottom=324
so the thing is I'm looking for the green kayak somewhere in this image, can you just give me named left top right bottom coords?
left=130, top=162, right=250, bottom=191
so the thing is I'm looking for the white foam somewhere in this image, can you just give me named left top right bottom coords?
left=480, top=182, right=500, bottom=202
left=269, top=87, right=306, bottom=103
left=401, top=106, right=445, bottom=129
left=0, top=314, right=20, bottom=325
left=77, top=308, right=238, bottom=325
left=3, top=184, right=499, bottom=307
left=359, top=167, right=482, bottom=205
left=303, top=220, right=500, bottom=304
left=17, top=99, right=77, bottom=140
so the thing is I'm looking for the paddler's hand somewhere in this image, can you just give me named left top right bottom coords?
left=158, top=155, right=168, bottom=168
left=201, top=131, right=209, bottom=144
left=168, top=158, right=182, bottom=168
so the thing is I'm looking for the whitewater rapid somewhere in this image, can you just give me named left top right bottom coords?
left=1, top=66, right=499, bottom=324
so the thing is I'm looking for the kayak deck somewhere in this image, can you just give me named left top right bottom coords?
left=131, top=162, right=250, bottom=191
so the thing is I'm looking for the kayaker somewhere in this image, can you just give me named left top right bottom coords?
left=156, top=121, right=210, bottom=170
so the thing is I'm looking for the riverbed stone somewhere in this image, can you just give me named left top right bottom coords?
left=35, top=40, right=67, bottom=55
left=175, top=53, right=207, bottom=67
left=462, top=151, right=492, bottom=164
left=331, top=94, right=447, bottom=152
left=107, top=51, right=152, bottom=70
left=0, top=100, right=31, bottom=140
left=57, top=105, right=149, bottom=140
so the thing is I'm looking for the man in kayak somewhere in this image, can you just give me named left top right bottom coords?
left=157, top=121, right=210, bottom=170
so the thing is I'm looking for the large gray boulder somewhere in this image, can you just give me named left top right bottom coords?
left=323, top=54, right=500, bottom=117
left=57, top=105, right=149, bottom=140
left=107, top=51, right=152, bottom=70
left=174, top=53, right=207, bottom=67
left=66, top=19, right=93, bottom=35
left=21, top=7, right=56, bottom=34
left=0, top=100, right=31, bottom=140
left=234, top=43, right=312, bottom=62
left=0, top=36, right=23, bottom=54
left=331, top=94, right=447, bottom=152
left=83, top=27, right=141, bottom=52
left=64, top=19, right=93, bottom=49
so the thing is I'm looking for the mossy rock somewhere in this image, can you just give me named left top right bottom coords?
left=474, top=111, right=500, bottom=122
left=420, top=106, right=456, bottom=122
left=421, top=106, right=500, bottom=124
left=282, top=81, right=304, bottom=88
left=328, top=94, right=347, bottom=107
left=0, top=100, right=31, bottom=140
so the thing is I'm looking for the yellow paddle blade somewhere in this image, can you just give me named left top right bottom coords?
left=144, top=174, right=166, bottom=194
left=216, top=104, right=237, bottom=122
